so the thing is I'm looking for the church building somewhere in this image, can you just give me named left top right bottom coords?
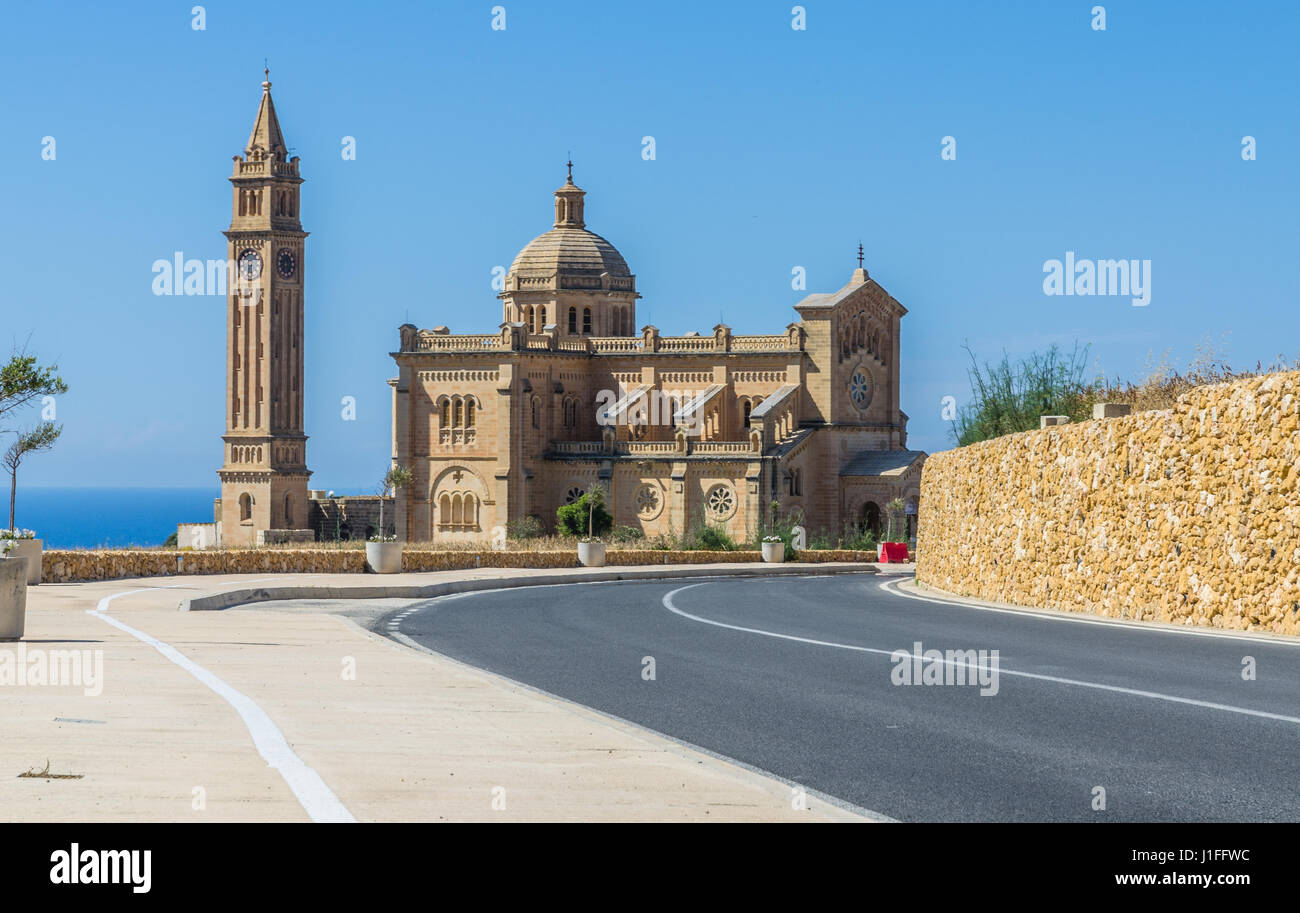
left=389, top=167, right=926, bottom=543
left=213, top=76, right=925, bottom=547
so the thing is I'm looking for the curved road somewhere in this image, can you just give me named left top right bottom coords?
left=378, top=574, right=1300, bottom=822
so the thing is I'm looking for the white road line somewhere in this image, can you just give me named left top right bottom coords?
left=662, top=583, right=1300, bottom=727
left=89, top=587, right=356, bottom=823
left=879, top=577, right=1300, bottom=647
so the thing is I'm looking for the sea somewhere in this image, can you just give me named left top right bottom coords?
left=9, top=487, right=219, bottom=549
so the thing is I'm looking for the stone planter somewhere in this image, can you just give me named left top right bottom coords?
left=761, top=541, right=785, bottom=563
left=6, top=539, right=42, bottom=585
left=365, top=541, right=403, bottom=574
left=1, top=556, right=28, bottom=642
left=577, top=541, right=606, bottom=567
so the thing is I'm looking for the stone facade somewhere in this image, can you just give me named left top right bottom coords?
left=917, top=371, right=1300, bottom=635
left=391, top=174, right=925, bottom=543
left=307, top=495, right=395, bottom=542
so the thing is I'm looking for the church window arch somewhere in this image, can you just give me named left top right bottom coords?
left=582, top=308, right=592, bottom=334
left=742, top=399, right=753, bottom=429
left=568, top=307, right=577, bottom=334
left=284, top=492, right=293, bottom=527
left=238, top=493, right=252, bottom=522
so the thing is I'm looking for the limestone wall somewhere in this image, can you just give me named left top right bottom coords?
left=916, top=371, right=1300, bottom=635
left=41, top=547, right=878, bottom=583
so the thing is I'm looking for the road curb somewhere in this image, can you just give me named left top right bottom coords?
left=178, top=562, right=880, bottom=611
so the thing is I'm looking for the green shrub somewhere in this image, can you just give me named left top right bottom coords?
left=556, top=489, right=612, bottom=538
left=507, top=516, right=544, bottom=540
left=692, top=522, right=738, bottom=551
left=840, top=522, right=876, bottom=552
left=610, top=525, right=644, bottom=544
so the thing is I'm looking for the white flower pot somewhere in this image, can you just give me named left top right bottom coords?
left=365, top=541, right=403, bottom=574
left=762, top=541, right=785, bottom=563
left=6, top=539, right=42, bottom=585
left=577, top=541, right=606, bottom=567
left=0, top=556, right=27, bottom=642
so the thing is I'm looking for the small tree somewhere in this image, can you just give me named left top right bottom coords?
left=375, top=465, right=413, bottom=540
left=885, top=497, right=906, bottom=543
left=4, top=422, right=61, bottom=530
left=557, top=486, right=612, bottom=538
left=0, top=353, right=68, bottom=424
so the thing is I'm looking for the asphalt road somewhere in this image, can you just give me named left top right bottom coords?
left=379, top=573, right=1300, bottom=822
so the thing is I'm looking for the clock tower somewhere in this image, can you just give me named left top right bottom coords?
left=218, top=71, right=311, bottom=546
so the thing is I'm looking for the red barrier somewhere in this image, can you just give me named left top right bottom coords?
left=879, top=542, right=910, bottom=563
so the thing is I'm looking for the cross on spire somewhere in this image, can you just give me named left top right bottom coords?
left=857, top=242, right=864, bottom=269
left=566, top=153, right=574, bottom=182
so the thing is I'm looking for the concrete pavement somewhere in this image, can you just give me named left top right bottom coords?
left=1, top=564, right=881, bottom=822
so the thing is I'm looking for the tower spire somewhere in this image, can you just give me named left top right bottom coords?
left=246, top=69, right=287, bottom=159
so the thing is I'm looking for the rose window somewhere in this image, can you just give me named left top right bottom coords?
left=705, top=484, right=736, bottom=519
left=635, top=485, right=661, bottom=518
left=849, top=367, right=872, bottom=411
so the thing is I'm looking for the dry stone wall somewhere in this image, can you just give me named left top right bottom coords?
left=917, top=371, right=1300, bottom=635
left=41, top=547, right=877, bottom=582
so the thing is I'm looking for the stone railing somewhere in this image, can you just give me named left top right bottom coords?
left=690, top=441, right=756, bottom=455
left=619, top=441, right=678, bottom=455
left=732, top=335, right=795, bottom=351
left=656, top=336, right=715, bottom=353
left=590, top=337, right=644, bottom=353
left=551, top=441, right=605, bottom=455
left=413, top=333, right=501, bottom=352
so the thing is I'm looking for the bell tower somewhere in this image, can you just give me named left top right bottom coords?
left=217, top=71, right=311, bottom=546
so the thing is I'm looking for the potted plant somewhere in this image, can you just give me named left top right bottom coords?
left=761, top=534, right=785, bottom=563
left=558, top=485, right=611, bottom=567
left=0, top=528, right=41, bottom=586
left=366, top=465, right=412, bottom=574
left=1, top=538, right=27, bottom=641
left=878, top=498, right=910, bottom=563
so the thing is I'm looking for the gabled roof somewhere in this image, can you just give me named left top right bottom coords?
left=839, top=449, right=926, bottom=477
left=749, top=384, right=799, bottom=419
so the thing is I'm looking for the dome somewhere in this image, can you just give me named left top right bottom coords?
left=508, top=226, right=632, bottom=280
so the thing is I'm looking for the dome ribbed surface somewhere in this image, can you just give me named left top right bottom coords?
left=509, top=227, right=631, bottom=278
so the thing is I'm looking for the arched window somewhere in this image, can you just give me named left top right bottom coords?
left=539, top=306, right=547, bottom=330
left=283, top=492, right=293, bottom=527
left=452, top=398, right=463, bottom=427
left=568, top=307, right=577, bottom=334
left=862, top=502, right=882, bottom=537
left=742, top=400, right=752, bottom=429
left=582, top=308, right=592, bottom=334
left=451, top=493, right=463, bottom=525
left=239, top=493, right=252, bottom=522
left=439, top=493, right=452, bottom=525
left=465, top=399, right=475, bottom=427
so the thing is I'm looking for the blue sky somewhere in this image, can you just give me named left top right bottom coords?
left=2, top=0, right=1297, bottom=493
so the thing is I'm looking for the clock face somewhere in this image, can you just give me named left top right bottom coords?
left=237, top=248, right=262, bottom=281
left=277, top=248, right=297, bottom=279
